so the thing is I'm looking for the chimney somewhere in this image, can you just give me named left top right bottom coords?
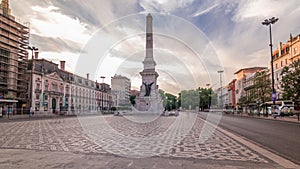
left=34, top=51, right=39, bottom=59
left=87, top=73, right=89, bottom=80
left=278, top=42, right=282, bottom=57
left=60, top=61, right=65, bottom=71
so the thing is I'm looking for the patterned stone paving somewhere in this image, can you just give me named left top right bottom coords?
left=104, top=116, right=176, bottom=138
left=0, top=114, right=269, bottom=163
left=169, top=117, right=265, bottom=162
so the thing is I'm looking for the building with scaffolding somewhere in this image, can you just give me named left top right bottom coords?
left=0, top=0, right=29, bottom=115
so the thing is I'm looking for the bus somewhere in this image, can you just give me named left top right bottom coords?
left=261, top=100, right=294, bottom=116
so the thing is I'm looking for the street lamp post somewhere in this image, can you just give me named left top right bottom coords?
left=262, top=17, right=278, bottom=117
left=100, top=76, right=105, bottom=113
left=217, top=70, right=224, bottom=110
left=206, top=83, right=211, bottom=110
left=198, top=89, right=202, bottom=112
left=28, top=46, right=38, bottom=116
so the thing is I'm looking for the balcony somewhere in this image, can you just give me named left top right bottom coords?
left=45, top=90, right=64, bottom=96
left=35, top=89, right=41, bottom=93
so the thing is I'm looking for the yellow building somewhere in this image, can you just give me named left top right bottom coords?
left=272, top=34, right=300, bottom=99
left=290, top=34, right=300, bottom=62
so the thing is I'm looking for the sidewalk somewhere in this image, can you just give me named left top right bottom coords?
left=229, top=112, right=300, bottom=123
left=0, top=113, right=71, bottom=122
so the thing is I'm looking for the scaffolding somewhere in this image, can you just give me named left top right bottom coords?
left=0, top=0, right=29, bottom=110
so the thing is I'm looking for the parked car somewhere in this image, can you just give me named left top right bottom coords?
left=114, top=111, right=123, bottom=116
left=168, top=110, right=179, bottom=116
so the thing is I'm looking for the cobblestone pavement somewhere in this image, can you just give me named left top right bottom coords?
left=0, top=113, right=270, bottom=164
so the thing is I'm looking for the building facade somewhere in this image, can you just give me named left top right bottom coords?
left=0, top=0, right=29, bottom=114
left=227, top=79, right=236, bottom=109
left=273, top=34, right=300, bottom=99
left=111, top=74, right=131, bottom=108
left=30, top=57, right=112, bottom=114
left=234, top=67, right=267, bottom=109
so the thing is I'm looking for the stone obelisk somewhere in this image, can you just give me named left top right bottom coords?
left=136, top=13, right=161, bottom=112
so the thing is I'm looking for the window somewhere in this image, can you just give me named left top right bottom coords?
left=78, top=78, right=82, bottom=84
left=44, top=102, right=48, bottom=111
left=285, top=59, right=288, bottom=65
left=280, top=61, right=283, bottom=67
left=66, top=85, right=69, bottom=94
left=294, top=47, right=298, bottom=55
left=275, top=64, right=278, bottom=69
left=60, top=85, right=64, bottom=93
left=36, top=94, right=40, bottom=100
left=45, top=84, right=49, bottom=91
left=44, top=95, right=48, bottom=100
left=52, top=83, right=57, bottom=91
left=35, top=102, right=40, bottom=111
left=36, top=83, right=40, bottom=90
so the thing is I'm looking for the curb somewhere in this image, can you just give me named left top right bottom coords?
left=225, top=113, right=300, bottom=124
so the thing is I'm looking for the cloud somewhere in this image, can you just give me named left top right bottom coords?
left=232, top=0, right=298, bottom=22
left=30, top=6, right=91, bottom=43
left=139, top=0, right=195, bottom=13
left=192, top=3, right=219, bottom=17
left=9, top=0, right=300, bottom=94
left=30, top=34, right=84, bottom=53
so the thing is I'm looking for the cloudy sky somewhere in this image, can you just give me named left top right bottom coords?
left=10, top=0, right=300, bottom=94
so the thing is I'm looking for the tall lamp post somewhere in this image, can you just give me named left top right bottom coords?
left=28, top=46, right=38, bottom=115
left=100, top=76, right=105, bottom=113
left=262, top=17, right=278, bottom=117
left=217, top=70, right=224, bottom=110
left=206, top=83, right=211, bottom=110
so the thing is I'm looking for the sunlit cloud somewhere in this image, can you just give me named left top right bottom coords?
left=9, top=0, right=300, bottom=94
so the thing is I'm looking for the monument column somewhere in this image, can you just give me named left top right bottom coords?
left=143, top=13, right=156, bottom=70
left=140, top=13, right=158, bottom=98
left=136, top=13, right=162, bottom=111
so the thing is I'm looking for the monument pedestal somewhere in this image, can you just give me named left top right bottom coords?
left=135, top=90, right=163, bottom=112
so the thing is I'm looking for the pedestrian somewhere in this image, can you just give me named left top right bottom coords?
left=30, top=107, right=34, bottom=117
left=0, top=106, right=2, bottom=118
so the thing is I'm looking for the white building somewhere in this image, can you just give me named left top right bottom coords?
left=111, top=74, right=131, bottom=108
left=215, top=86, right=228, bottom=109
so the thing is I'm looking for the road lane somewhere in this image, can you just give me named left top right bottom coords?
left=199, top=112, right=300, bottom=165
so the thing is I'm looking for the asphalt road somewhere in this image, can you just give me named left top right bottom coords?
left=199, top=112, right=300, bottom=165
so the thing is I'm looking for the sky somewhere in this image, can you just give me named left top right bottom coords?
left=9, top=0, right=300, bottom=95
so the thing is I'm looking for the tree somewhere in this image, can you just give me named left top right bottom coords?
left=197, top=87, right=213, bottom=110
left=159, top=90, right=178, bottom=111
left=129, top=95, right=136, bottom=106
left=238, top=95, right=248, bottom=107
left=254, top=70, right=271, bottom=104
left=177, top=93, right=181, bottom=109
left=180, top=90, right=199, bottom=110
left=165, top=93, right=177, bottom=111
left=281, top=59, right=300, bottom=101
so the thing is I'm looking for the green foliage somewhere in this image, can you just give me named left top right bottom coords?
left=238, top=96, right=248, bottom=106
left=165, top=93, right=178, bottom=111
left=254, top=70, right=271, bottom=103
left=198, top=87, right=214, bottom=110
left=129, top=95, right=136, bottom=106
left=180, top=90, right=199, bottom=110
left=111, top=107, right=117, bottom=111
left=178, top=87, right=216, bottom=110
left=280, top=59, right=300, bottom=101
left=159, top=90, right=178, bottom=111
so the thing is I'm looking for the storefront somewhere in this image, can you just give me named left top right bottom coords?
left=0, top=99, right=18, bottom=117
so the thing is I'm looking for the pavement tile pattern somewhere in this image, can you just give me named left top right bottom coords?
left=0, top=114, right=269, bottom=163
